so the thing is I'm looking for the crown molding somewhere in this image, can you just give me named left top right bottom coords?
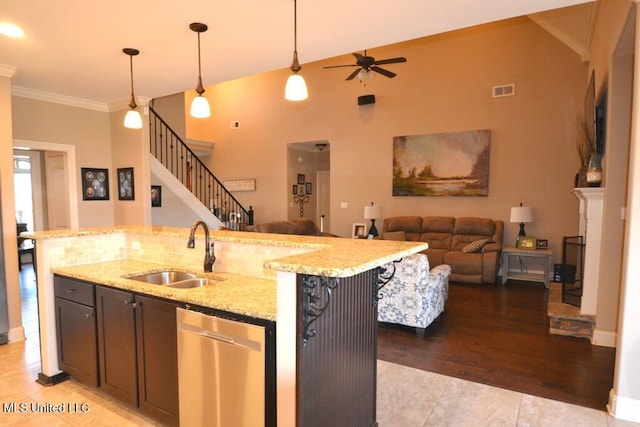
left=11, top=86, right=109, bottom=112
left=108, top=96, right=152, bottom=112
left=0, top=65, right=18, bottom=78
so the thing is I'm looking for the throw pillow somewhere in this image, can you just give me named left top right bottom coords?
left=462, top=238, right=490, bottom=253
left=383, top=231, right=407, bottom=241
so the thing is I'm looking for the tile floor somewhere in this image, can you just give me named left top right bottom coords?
left=2, top=265, right=639, bottom=426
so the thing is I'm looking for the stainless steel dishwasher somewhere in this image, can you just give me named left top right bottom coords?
left=177, top=307, right=266, bottom=427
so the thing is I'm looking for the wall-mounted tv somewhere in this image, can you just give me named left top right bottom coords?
left=585, top=70, right=606, bottom=155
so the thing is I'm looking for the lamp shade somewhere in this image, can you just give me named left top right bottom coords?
left=510, top=206, right=533, bottom=223
left=190, top=95, right=211, bottom=118
left=364, top=205, right=381, bottom=220
left=124, top=109, right=142, bottom=129
left=285, top=73, right=308, bottom=101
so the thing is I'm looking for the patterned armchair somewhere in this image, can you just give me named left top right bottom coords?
left=377, top=253, right=452, bottom=338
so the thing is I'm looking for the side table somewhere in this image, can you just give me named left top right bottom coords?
left=18, top=239, right=35, bottom=270
left=501, top=246, right=553, bottom=288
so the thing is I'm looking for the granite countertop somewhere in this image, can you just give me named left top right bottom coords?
left=26, top=225, right=429, bottom=278
left=52, top=259, right=277, bottom=321
left=38, top=226, right=429, bottom=321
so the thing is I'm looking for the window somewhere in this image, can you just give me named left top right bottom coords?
left=14, top=154, right=34, bottom=232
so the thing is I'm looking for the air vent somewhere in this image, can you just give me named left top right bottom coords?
left=492, top=84, right=515, bottom=98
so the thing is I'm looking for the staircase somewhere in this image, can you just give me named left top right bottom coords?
left=149, top=106, right=253, bottom=230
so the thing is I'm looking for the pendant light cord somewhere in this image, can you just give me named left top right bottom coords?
left=128, top=52, right=137, bottom=109
left=290, top=0, right=301, bottom=72
left=196, top=31, right=204, bottom=95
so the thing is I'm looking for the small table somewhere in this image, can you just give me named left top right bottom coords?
left=18, top=239, right=35, bottom=270
left=501, top=246, right=553, bottom=288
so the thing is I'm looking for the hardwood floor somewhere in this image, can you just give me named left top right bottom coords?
left=377, top=279, right=616, bottom=411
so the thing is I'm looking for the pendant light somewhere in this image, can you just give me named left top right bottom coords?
left=190, top=22, right=211, bottom=118
left=123, top=48, right=142, bottom=129
left=285, top=0, right=308, bottom=101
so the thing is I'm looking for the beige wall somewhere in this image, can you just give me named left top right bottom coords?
left=11, top=97, right=114, bottom=227
left=1, top=73, right=22, bottom=340
left=592, top=2, right=634, bottom=340
left=110, top=107, right=149, bottom=225
left=186, top=17, right=588, bottom=264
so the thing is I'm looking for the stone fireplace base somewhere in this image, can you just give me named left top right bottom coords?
left=547, top=282, right=595, bottom=340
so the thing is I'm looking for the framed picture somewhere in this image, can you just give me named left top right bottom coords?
left=117, top=167, right=135, bottom=200
left=292, top=185, right=299, bottom=195
left=151, top=185, right=162, bottom=207
left=392, top=129, right=491, bottom=197
left=297, top=174, right=306, bottom=185
left=517, top=236, right=537, bottom=250
left=536, top=239, right=549, bottom=249
left=305, top=182, right=312, bottom=195
left=223, top=178, right=256, bottom=192
left=81, top=168, right=109, bottom=201
left=352, top=223, right=367, bottom=239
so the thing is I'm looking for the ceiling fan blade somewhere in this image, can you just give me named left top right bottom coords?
left=371, top=66, right=396, bottom=78
left=323, top=64, right=358, bottom=69
left=373, top=57, right=407, bottom=66
left=352, top=52, right=364, bottom=62
left=346, top=68, right=362, bottom=81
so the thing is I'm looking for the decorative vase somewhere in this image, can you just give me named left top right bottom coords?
left=586, top=152, right=602, bottom=187
left=575, top=165, right=588, bottom=188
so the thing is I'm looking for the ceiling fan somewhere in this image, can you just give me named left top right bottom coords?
left=324, top=50, right=407, bottom=81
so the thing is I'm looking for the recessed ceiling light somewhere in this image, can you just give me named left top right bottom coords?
left=0, top=23, right=25, bottom=38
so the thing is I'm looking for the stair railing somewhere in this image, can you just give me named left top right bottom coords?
left=149, top=106, right=253, bottom=230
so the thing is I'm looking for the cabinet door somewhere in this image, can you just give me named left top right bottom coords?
left=96, top=286, right=138, bottom=407
left=135, top=295, right=179, bottom=426
left=55, top=297, right=98, bottom=387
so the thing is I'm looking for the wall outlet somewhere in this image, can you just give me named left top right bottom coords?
left=231, top=121, right=240, bottom=129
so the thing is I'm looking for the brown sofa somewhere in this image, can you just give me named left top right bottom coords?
left=246, top=218, right=325, bottom=235
left=381, top=216, right=504, bottom=284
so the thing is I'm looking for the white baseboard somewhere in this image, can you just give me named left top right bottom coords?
left=609, top=389, right=640, bottom=423
left=592, top=329, right=617, bottom=348
left=8, top=326, right=25, bottom=343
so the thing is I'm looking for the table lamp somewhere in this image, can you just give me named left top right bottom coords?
left=364, top=202, right=381, bottom=237
left=510, top=203, right=533, bottom=244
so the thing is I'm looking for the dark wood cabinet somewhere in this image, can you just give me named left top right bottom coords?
left=54, top=276, right=98, bottom=387
left=95, top=286, right=138, bottom=407
left=95, top=286, right=179, bottom=426
left=135, top=294, right=179, bottom=426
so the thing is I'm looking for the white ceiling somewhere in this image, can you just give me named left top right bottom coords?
left=1, top=0, right=593, bottom=108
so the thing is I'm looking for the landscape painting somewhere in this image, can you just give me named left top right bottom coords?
left=392, top=129, right=491, bottom=197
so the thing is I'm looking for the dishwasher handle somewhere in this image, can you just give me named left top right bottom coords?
left=178, top=322, right=262, bottom=352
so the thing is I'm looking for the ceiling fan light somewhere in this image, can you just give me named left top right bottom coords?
left=285, top=73, right=308, bottom=101
left=357, top=69, right=374, bottom=82
left=191, top=94, right=211, bottom=118
left=124, top=108, right=143, bottom=129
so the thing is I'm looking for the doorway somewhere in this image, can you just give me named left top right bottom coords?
left=287, top=141, right=330, bottom=232
left=13, top=140, right=78, bottom=345
left=13, top=139, right=79, bottom=229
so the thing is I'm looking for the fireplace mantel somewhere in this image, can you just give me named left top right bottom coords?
left=572, top=187, right=605, bottom=315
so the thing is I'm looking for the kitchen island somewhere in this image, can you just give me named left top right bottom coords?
left=26, top=225, right=428, bottom=426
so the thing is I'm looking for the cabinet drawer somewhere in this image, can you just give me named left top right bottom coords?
left=54, top=276, right=95, bottom=306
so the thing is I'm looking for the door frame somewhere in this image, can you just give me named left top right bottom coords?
left=316, top=170, right=330, bottom=233
left=13, top=139, right=79, bottom=228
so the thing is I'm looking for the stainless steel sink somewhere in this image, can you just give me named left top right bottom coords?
left=127, top=270, right=197, bottom=285
left=125, top=270, right=225, bottom=289
left=165, top=278, right=208, bottom=289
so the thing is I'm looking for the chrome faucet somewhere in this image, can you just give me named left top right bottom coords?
left=187, top=221, right=215, bottom=273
